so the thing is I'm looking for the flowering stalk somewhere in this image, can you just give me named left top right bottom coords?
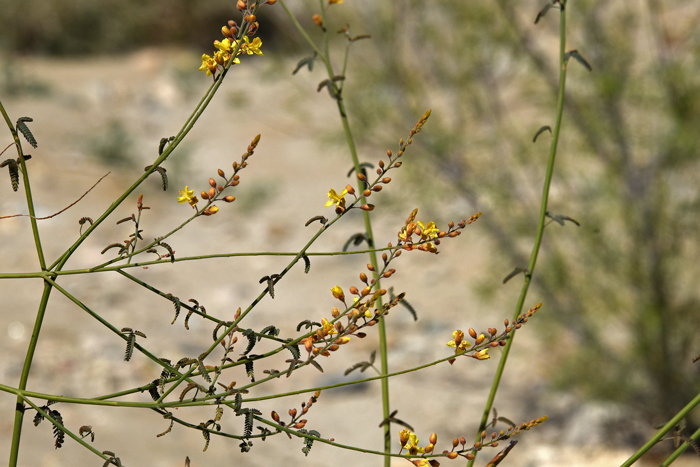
left=466, top=3, right=569, bottom=465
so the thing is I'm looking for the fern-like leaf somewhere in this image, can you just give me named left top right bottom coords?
left=245, top=360, right=255, bottom=382
left=124, top=333, right=135, bottom=361
left=16, top=117, right=38, bottom=148
left=50, top=409, right=65, bottom=449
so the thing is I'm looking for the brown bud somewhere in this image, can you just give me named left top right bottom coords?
left=271, top=411, right=280, bottom=422
left=217, top=185, right=224, bottom=192
left=357, top=173, right=366, bottom=181
left=475, top=334, right=485, bottom=345
left=372, top=185, right=382, bottom=192
left=460, top=436, right=466, bottom=445
left=266, top=0, right=277, bottom=4
left=328, top=344, right=339, bottom=351
left=207, top=205, right=219, bottom=215
left=367, top=263, right=375, bottom=271
left=393, top=161, right=402, bottom=168
left=218, top=169, right=226, bottom=178
left=452, top=438, right=459, bottom=447
left=378, top=160, right=385, bottom=168
left=201, top=191, right=209, bottom=200
left=468, top=328, right=477, bottom=339
left=360, top=204, right=375, bottom=211
left=429, top=433, right=438, bottom=445
left=237, top=0, right=247, bottom=11
left=223, top=195, right=236, bottom=202
left=363, top=189, right=371, bottom=197
left=349, top=286, right=359, bottom=295
left=230, top=180, right=240, bottom=187
left=208, top=178, right=216, bottom=187
left=466, top=453, right=475, bottom=460
left=208, top=188, right=216, bottom=199
left=381, top=177, right=391, bottom=184
left=345, top=184, right=355, bottom=195
left=247, top=22, right=259, bottom=35
left=359, top=273, right=367, bottom=283
left=490, top=342, right=499, bottom=347
left=424, top=444, right=434, bottom=454
left=447, top=452, right=459, bottom=460
left=488, top=328, right=497, bottom=336
left=312, top=14, right=323, bottom=27
left=361, top=287, right=371, bottom=297
left=222, top=26, right=232, bottom=38
left=245, top=14, right=256, bottom=23
left=292, top=420, right=307, bottom=429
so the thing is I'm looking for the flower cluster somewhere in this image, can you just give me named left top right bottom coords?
left=446, top=303, right=542, bottom=364
left=199, top=0, right=271, bottom=78
left=396, top=414, right=548, bottom=465
left=177, top=134, right=261, bottom=215
left=270, top=391, right=322, bottom=431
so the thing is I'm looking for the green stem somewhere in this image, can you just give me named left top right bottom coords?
left=278, top=2, right=393, bottom=460
left=621, top=390, right=700, bottom=467
left=660, top=424, right=700, bottom=467
left=467, top=5, right=568, bottom=466
left=0, top=98, right=46, bottom=269
left=8, top=282, right=53, bottom=467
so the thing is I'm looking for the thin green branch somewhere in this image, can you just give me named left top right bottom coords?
left=467, top=5, right=569, bottom=466
left=621, top=390, right=700, bottom=467
left=0, top=99, right=46, bottom=269
left=9, top=282, right=53, bottom=467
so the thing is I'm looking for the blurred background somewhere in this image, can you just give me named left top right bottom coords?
left=1, top=0, right=699, bottom=466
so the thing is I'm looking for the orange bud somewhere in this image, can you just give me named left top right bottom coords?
left=430, top=433, right=438, bottom=445
left=424, top=444, right=434, bottom=454
left=218, top=169, right=226, bottom=178
left=208, top=188, right=216, bottom=199
left=209, top=178, right=217, bottom=187
left=360, top=204, right=375, bottom=211
left=266, top=0, right=277, bottom=4
left=372, top=185, right=383, bottom=192
left=237, top=0, right=247, bottom=10
left=475, top=334, right=485, bottom=345
left=217, top=185, right=224, bottom=192
left=363, top=189, right=371, bottom=197
left=357, top=173, right=366, bottom=181
left=447, top=452, right=459, bottom=460
left=312, top=14, right=323, bottom=27
left=468, top=328, right=477, bottom=339
left=382, top=177, right=391, bottom=183
left=359, top=273, right=367, bottom=283
left=245, top=14, right=256, bottom=23
left=271, top=411, right=280, bottom=422
left=345, top=184, right=355, bottom=195
left=224, top=195, right=236, bottom=202
left=222, top=26, right=232, bottom=37
left=201, top=191, right=209, bottom=200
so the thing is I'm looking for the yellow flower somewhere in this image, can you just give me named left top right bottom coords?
left=418, top=221, right=439, bottom=239
left=199, top=54, right=218, bottom=76
left=475, top=349, right=490, bottom=360
left=325, top=188, right=348, bottom=209
left=402, top=431, right=425, bottom=455
left=321, top=318, right=337, bottom=336
left=177, top=186, right=198, bottom=207
left=242, top=36, right=263, bottom=56
left=213, top=39, right=241, bottom=66
left=331, top=285, right=345, bottom=302
left=329, top=0, right=344, bottom=4
left=447, top=330, right=470, bottom=354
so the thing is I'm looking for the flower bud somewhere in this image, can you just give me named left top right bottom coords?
left=209, top=178, right=217, bottom=187
left=349, top=286, right=359, bottom=295
left=245, top=14, right=256, bottom=23
left=237, top=0, right=247, bottom=11
left=222, top=26, right=232, bottom=38
left=363, top=189, right=371, bottom=197
left=372, top=185, right=382, bottom=192
left=468, top=328, right=477, bottom=339
left=360, top=204, right=375, bottom=211
left=447, top=452, right=459, bottom=460
left=331, top=285, right=345, bottom=302
left=201, top=191, right=209, bottom=200
left=224, top=195, right=236, bottom=202
left=208, top=188, right=216, bottom=199
left=266, top=0, right=277, bottom=4
left=218, top=169, right=226, bottom=178
left=382, top=177, right=391, bottom=184
left=271, top=411, right=280, bottom=422
left=312, top=14, right=323, bottom=27
left=357, top=173, right=366, bottom=181
left=429, top=433, right=438, bottom=445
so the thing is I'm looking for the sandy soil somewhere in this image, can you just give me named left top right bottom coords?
left=0, top=50, right=689, bottom=467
